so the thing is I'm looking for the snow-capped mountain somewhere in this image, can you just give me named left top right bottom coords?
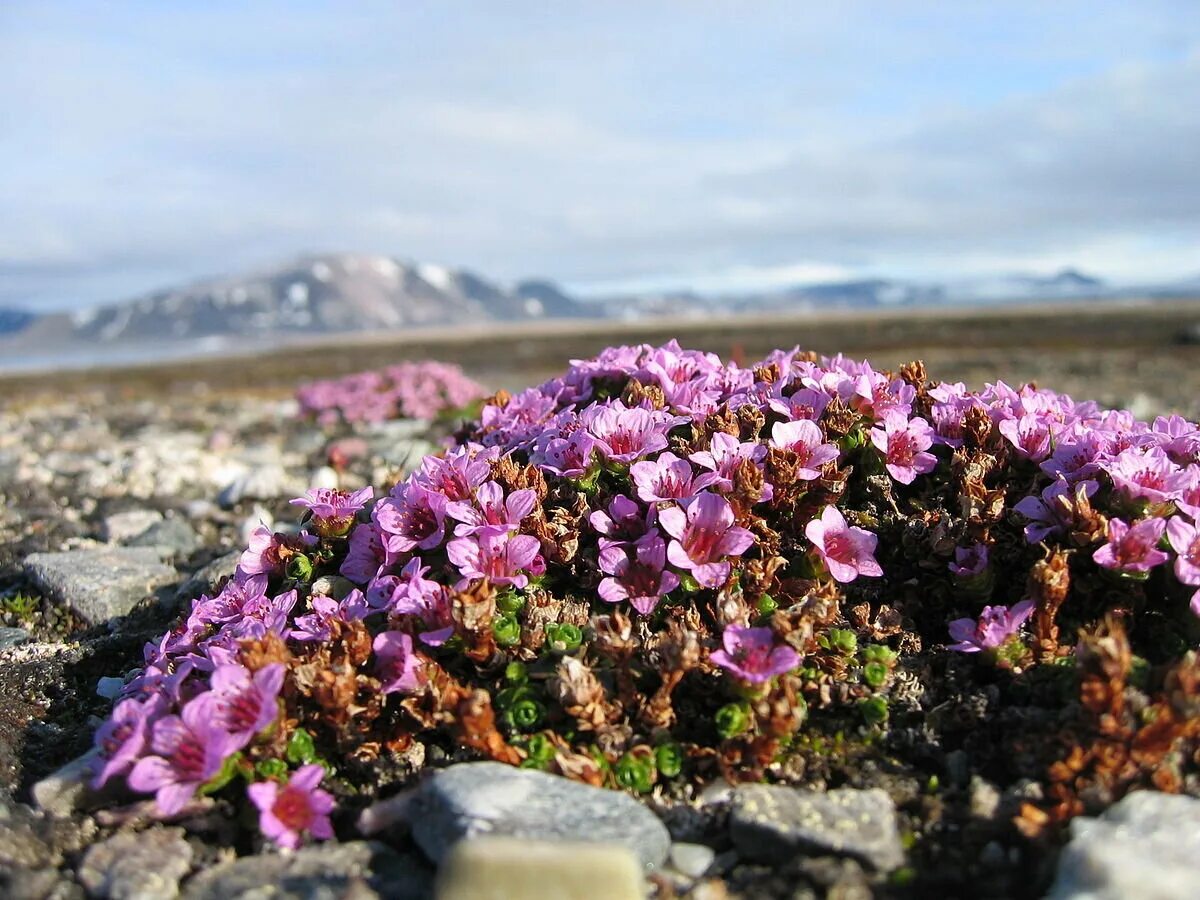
left=61, top=253, right=581, bottom=344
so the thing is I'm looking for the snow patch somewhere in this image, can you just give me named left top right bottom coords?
left=418, top=263, right=455, bottom=292
left=311, top=262, right=333, bottom=282
left=372, top=257, right=401, bottom=281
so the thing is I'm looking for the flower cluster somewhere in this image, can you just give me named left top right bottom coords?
left=296, top=361, right=485, bottom=426
left=91, top=341, right=1200, bottom=851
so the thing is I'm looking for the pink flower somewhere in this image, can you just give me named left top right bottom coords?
left=289, top=487, right=373, bottom=535
left=998, top=413, right=1053, bottom=462
left=769, top=420, right=840, bottom=481
left=1093, top=517, right=1169, bottom=573
left=205, top=663, right=286, bottom=748
left=127, top=697, right=237, bottom=815
left=947, top=600, right=1036, bottom=653
left=948, top=543, right=989, bottom=577
left=90, top=696, right=165, bottom=789
left=870, top=411, right=937, bottom=485
left=1103, top=446, right=1190, bottom=504
left=688, top=432, right=767, bottom=493
left=445, top=481, right=537, bottom=537
left=340, top=523, right=387, bottom=584
left=659, top=492, right=755, bottom=589
left=1166, top=516, right=1200, bottom=586
left=374, top=558, right=455, bottom=646
left=290, top=591, right=370, bottom=642
left=582, top=401, right=680, bottom=463
left=446, top=530, right=543, bottom=590
left=373, top=631, right=423, bottom=694
left=589, top=494, right=657, bottom=551
left=630, top=452, right=715, bottom=503
left=710, top=625, right=800, bottom=683
left=597, top=534, right=680, bottom=615
left=248, top=764, right=335, bottom=850
left=416, top=446, right=494, bottom=502
left=805, top=505, right=882, bottom=584
left=1013, top=478, right=1100, bottom=544
left=374, top=482, right=448, bottom=554
left=238, top=526, right=317, bottom=578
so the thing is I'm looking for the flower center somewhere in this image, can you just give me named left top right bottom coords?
left=272, top=787, right=314, bottom=831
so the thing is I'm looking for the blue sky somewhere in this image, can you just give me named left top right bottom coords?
left=2, top=2, right=1199, bottom=311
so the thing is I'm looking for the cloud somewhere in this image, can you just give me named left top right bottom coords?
left=0, top=2, right=1198, bottom=310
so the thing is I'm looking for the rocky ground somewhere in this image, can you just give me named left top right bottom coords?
left=3, top=332, right=1200, bottom=899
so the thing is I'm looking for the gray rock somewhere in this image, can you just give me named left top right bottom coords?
left=78, top=828, right=193, bottom=900
left=0, top=626, right=31, bottom=651
left=31, top=749, right=104, bottom=818
left=175, top=551, right=241, bottom=603
left=669, top=842, right=716, bottom=879
left=24, top=548, right=176, bottom=623
left=127, top=516, right=201, bottom=559
left=730, top=784, right=904, bottom=872
left=218, top=464, right=297, bottom=507
left=410, top=761, right=670, bottom=873
left=181, top=841, right=430, bottom=900
left=102, top=509, right=164, bottom=543
left=1045, top=791, right=1200, bottom=900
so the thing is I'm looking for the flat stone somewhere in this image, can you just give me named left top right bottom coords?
left=0, top=626, right=31, bottom=651
left=435, top=837, right=644, bottom=900
left=1045, top=791, right=1200, bottom=900
left=411, top=762, right=670, bottom=873
left=24, top=548, right=176, bottom=623
left=102, top=509, right=164, bottom=543
left=78, top=827, right=193, bottom=900
left=730, top=784, right=904, bottom=872
left=181, top=841, right=431, bottom=900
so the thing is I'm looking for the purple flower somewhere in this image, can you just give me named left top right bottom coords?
left=189, top=574, right=269, bottom=628
left=1093, top=517, right=1169, bottom=573
left=373, top=631, right=423, bottom=694
left=205, top=663, right=286, bottom=748
left=374, top=482, right=448, bottom=554
left=1013, top=478, right=1101, bottom=544
left=1167, top=515, right=1200, bottom=586
left=768, top=385, right=830, bottom=422
left=239, top=526, right=318, bottom=578
left=769, top=420, right=840, bottom=481
left=870, top=412, right=937, bottom=485
left=289, top=487, right=373, bottom=536
left=445, top=481, right=537, bottom=537
left=582, top=401, right=678, bottom=463
left=373, top=558, right=455, bottom=646
left=998, top=413, right=1053, bottom=462
left=659, top=492, right=755, bottom=589
left=291, top=590, right=370, bottom=642
left=416, top=446, right=495, bottom=502
left=710, top=625, right=800, bottom=683
left=805, top=505, right=883, bottom=584
left=91, top=696, right=165, bottom=789
left=688, top=432, right=767, bottom=493
left=1103, top=446, right=1190, bottom=504
left=127, top=696, right=237, bottom=815
left=597, top=534, right=680, bottom=615
left=446, top=530, right=542, bottom=590
left=248, top=764, right=335, bottom=850
left=533, top=430, right=598, bottom=478
left=589, top=495, right=657, bottom=550
left=340, top=523, right=387, bottom=584
left=630, top=452, right=715, bottom=503
left=947, top=601, right=1036, bottom=653
left=948, top=543, right=989, bottom=578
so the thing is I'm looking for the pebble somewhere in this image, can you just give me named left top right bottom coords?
left=1045, top=791, right=1200, bottom=900
left=127, top=516, right=201, bottom=559
left=102, top=509, right=164, bottom=543
left=410, top=761, right=671, bottom=873
left=78, top=827, right=193, bottom=900
left=435, top=837, right=645, bottom=900
left=181, top=840, right=431, bottom=900
left=217, top=463, right=299, bottom=507
left=669, top=842, right=716, bottom=879
left=0, top=626, right=31, bottom=651
left=24, top=547, right=177, bottom=623
left=31, top=749, right=105, bottom=818
left=729, top=784, right=904, bottom=872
